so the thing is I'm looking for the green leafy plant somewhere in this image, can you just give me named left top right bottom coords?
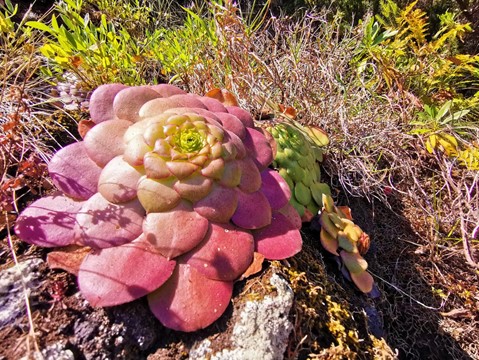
left=411, top=101, right=468, bottom=155
left=265, top=121, right=330, bottom=220
left=411, top=101, right=479, bottom=169
left=26, top=0, right=164, bottom=88
left=354, top=0, right=479, bottom=104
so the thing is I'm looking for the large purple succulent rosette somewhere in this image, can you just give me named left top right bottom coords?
left=15, top=84, right=302, bottom=332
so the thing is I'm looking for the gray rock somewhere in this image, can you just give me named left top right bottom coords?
left=20, top=343, right=74, bottom=360
left=190, top=273, right=294, bottom=360
left=0, top=258, right=43, bottom=329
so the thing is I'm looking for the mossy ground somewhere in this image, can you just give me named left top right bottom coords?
left=277, top=231, right=396, bottom=359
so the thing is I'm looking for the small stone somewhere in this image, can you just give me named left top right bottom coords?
left=20, top=343, right=74, bottom=360
left=190, top=273, right=294, bottom=360
left=0, top=258, right=43, bottom=329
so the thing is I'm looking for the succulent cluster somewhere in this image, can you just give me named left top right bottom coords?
left=265, top=120, right=374, bottom=294
left=14, top=84, right=303, bottom=332
left=265, top=122, right=331, bottom=220
left=319, top=194, right=374, bottom=293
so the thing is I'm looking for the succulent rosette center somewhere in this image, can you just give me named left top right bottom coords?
left=14, top=84, right=303, bottom=333
left=177, top=127, right=205, bottom=152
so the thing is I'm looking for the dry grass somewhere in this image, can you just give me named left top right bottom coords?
left=0, top=4, right=81, bottom=219
left=175, top=4, right=479, bottom=357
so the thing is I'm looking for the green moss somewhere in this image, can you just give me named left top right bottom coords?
left=276, top=237, right=393, bottom=358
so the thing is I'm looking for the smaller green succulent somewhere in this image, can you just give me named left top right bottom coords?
left=266, top=121, right=330, bottom=219
left=265, top=120, right=375, bottom=294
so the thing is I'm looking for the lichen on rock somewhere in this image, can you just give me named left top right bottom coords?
left=0, top=258, right=43, bottom=329
left=190, top=273, right=294, bottom=360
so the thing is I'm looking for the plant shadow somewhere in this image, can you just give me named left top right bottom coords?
left=343, top=195, right=474, bottom=360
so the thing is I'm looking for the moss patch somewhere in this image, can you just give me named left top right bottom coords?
left=277, top=234, right=396, bottom=359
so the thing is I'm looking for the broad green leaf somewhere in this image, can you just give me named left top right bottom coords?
left=436, top=101, right=452, bottom=121
left=25, top=21, right=54, bottom=34
left=441, top=109, right=470, bottom=124
left=51, top=14, right=59, bottom=31
left=5, top=0, right=16, bottom=14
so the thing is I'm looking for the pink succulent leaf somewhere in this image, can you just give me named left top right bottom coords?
left=78, top=235, right=176, bottom=307
left=219, top=160, right=242, bottom=188
left=139, top=94, right=207, bottom=118
left=260, top=168, right=292, bottom=210
left=193, top=183, right=238, bottom=223
left=237, top=158, right=262, bottom=193
left=83, top=119, right=131, bottom=167
left=320, top=229, right=339, bottom=256
left=278, top=203, right=302, bottom=230
left=89, top=84, right=128, bottom=124
left=143, top=153, right=171, bottom=179
left=243, top=128, right=274, bottom=171
left=148, top=263, right=233, bottom=332
left=137, top=176, right=181, bottom=213
left=123, top=116, right=162, bottom=143
left=350, top=271, right=375, bottom=294
left=75, top=193, right=145, bottom=249
left=215, top=112, right=246, bottom=139
left=143, top=200, right=210, bottom=259
left=182, top=222, right=254, bottom=281
left=162, top=108, right=223, bottom=128
left=98, top=155, right=143, bottom=204
left=254, top=212, right=302, bottom=260
left=198, top=96, right=228, bottom=113
left=113, top=86, right=162, bottom=122
left=173, top=174, right=213, bottom=202
left=14, top=194, right=83, bottom=247
left=340, top=251, right=368, bottom=274
left=185, top=108, right=222, bottom=122
left=232, top=190, right=272, bottom=229
left=148, top=84, right=187, bottom=97
left=223, top=131, right=246, bottom=159
left=225, top=106, right=254, bottom=128
left=200, top=158, right=225, bottom=179
left=48, top=142, right=102, bottom=200
left=166, top=160, right=199, bottom=179
left=123, top=134, right=152, bottom=167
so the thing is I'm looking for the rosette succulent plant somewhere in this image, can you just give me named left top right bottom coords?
left=15, top=84, right=303, bottom=332
left=265, top=121, right=331, bottom=220
left=319, top=194, right=374, bottom=294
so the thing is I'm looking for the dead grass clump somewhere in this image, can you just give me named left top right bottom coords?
left=178, top=0, right=479, bottom=282
left=172, top=4, right=417, bottom=202
left=0, top=3, right=80, bottom=222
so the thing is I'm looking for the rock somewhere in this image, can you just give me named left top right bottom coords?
left=0, top=258, right=43, bottom=329
left=110, top=300, right=160, bottom=351
left=190, top=273, right=294, bottom=360
left=20, top=343, right=74, bottom=360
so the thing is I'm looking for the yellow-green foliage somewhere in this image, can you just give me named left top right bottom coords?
left=266, top=121, right=330, bottom=217
left=354, top=0, right=478, bottom=104
left=354, top=0, right=479, bottom=169
left=411, top=101, right=479, bottom=170
left=276, top=243, right=393, bottom=358
left=150, top=6, right=218, bottom=84
left=25, top=0, right=167, bottom=88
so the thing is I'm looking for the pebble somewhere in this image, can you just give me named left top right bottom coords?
left=0, top=258, right=43, bottom=329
